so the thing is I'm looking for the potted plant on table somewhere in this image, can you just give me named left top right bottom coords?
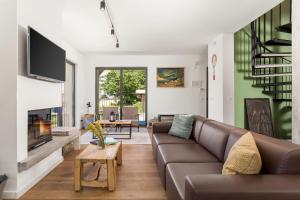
left=87, top=121, right=106, bottom=149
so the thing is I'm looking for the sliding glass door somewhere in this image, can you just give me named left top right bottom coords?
left=62, top=61, right=76, bottom=126
left=95, top=67, right=147, bottom=125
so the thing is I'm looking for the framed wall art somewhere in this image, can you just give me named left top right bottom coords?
left=245, top=98, right=274, bottom=137
left=157, top=67, right=184, bottom=88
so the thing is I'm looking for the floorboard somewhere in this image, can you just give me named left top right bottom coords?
left=18, top=144, right=167, bottom=200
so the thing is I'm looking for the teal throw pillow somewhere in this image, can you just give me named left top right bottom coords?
left=169, top=114, right=194, bottom=139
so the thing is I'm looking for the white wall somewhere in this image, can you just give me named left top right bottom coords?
left=1, top=0, right=87, bottom=198
left=85, top=54, right=207, bottom=120
left=208, top=34, right=234, bottom=124
left=17, top=149, right=63, bottom=197
left=17, top=0, right=87, bottom=162
left=0, top=0, right=18, bottom=195
left=222, top=34, right=235, bottom=125
left=292, top=0, right=300, bottom=144
left=208, top=35, right=224, bottom=122
left=17, top=0, right=64, bottom=162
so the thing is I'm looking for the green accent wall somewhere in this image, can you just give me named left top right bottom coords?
left=234, top=0, right=292, bottom=139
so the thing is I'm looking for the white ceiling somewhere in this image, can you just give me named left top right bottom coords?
left=62, top=0, right=283, bottom=54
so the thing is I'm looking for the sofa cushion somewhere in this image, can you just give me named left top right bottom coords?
left=224, top=128, right=247, bottom=160
left=191, top=116, right=210, bottom=142
left=169, top=114, right=194, bottom=139
left=157, top=143, right=219, bottom=188
left=166, top=163, right=223, bottom=200
left=152, top=134, right=195, bottom=162
left=199, top=121, right=233, bottom=162
left=225, top=128, right=300, bottom=174
left=253, top=133, right=300, bottom=174
left=153, top=121, right=173, bottom=134
left=153, top=134, right=196, bottom=146
left=223, top=132, right=262, bottom=175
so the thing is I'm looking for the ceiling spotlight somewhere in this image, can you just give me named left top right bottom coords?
left=100, top=0, right=106, bottom=11
left=111, top=26, right=115, bottom=35
left=99, top=0, right=120, bottom=48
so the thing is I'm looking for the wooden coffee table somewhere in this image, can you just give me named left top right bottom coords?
left=97, top=120, right=132, bottom=139
left=74, top=142, right=122, bottom=192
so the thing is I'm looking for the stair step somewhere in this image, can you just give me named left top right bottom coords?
left=253, top=81, right=292, bottom=87
left=264, top=39, right=292, bottom=46
left=244, top=76, right=256, bottom=80
left=255, top=52, right=292, bottom=58
left=263, top=90, right=292, bottom=95
left=251, top=73, right=292, bottom=78
left=276, top=23, right=292, bottom=33
left=254, top=63, right=292, bottom=69
left=273, top=99, right=292, bottom=102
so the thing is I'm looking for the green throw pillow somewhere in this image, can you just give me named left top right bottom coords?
left=169, top=115, right=194, bottom=139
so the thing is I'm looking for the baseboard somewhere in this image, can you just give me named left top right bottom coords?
left=2, top=190, right=18, bottom=199
left=3, top=155, right=63, bottom=199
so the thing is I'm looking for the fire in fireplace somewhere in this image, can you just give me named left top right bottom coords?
left=28, top=108, right=52, bottom=151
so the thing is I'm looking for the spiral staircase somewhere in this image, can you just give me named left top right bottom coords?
left=249, top=2, right=292, bottom=109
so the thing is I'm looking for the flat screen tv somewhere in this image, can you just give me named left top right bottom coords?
left=27, top=26, right=66, bottom=82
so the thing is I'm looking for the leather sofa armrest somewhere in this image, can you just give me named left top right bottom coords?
left=152, top=122, right=172, bottom=134
left=185, top=174, right=300, bottom=200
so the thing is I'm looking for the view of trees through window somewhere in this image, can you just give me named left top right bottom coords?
left=96, top=68, right=147, bottom=124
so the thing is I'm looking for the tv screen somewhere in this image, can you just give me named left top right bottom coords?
left=28, top=27, right=66, bottom=82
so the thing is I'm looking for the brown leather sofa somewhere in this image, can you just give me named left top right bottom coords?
left=152, top=116, right=300, bottom=200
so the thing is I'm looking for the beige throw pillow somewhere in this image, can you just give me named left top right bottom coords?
left=222, top=132, right=262, bottom=175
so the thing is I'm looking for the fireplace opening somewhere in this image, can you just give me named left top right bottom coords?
left=28, top=108, right=53, bottom=151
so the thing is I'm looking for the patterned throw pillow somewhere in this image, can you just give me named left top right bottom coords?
left=168, top=114, right=194, bottom=139
left=222, top=132, right=262, bottom=175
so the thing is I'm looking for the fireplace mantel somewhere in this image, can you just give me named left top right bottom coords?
left=18, top=129, right=80, bottom=172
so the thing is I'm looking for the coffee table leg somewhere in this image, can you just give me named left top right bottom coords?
left=129, top=124, right=132, bottom=139
left=74, top=159, right=81, bottom=191
left=117, top=143, right=122, bottom=166
left=107, top=159, right=116, bottom=191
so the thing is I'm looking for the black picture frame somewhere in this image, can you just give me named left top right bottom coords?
left=245, top=98, right=274, bottom=137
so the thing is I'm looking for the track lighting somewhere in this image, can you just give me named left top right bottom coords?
left=111, top=26, right=115, bottom=35
left=100, top=0, right=106, bottom=11
left=99, top=0, right=120, bottom=49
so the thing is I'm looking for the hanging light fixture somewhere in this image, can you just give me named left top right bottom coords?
left=99, top=0, right=120, bottom=49
left=100, top=0, right=106, bottom=11
left=111, top=25, right=115, bottom=35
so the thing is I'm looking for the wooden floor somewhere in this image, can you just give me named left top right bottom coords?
left=18, top=144, right=167, bottom=200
